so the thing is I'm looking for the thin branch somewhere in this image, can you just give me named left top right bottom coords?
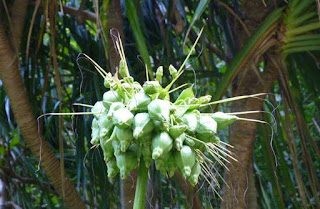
left=188, top=29, right=227, bottom=61
left=61, top=4, right=96, bottom=23
left=216, top=0, right=251, bottom=36
left=30, top=1, right=97, bottom=23
left=1, top=166, right=54, bottom=193
left=205, top=38, right=228, bottom=61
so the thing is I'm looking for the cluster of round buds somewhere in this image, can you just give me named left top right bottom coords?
left=90, top=61, right=238, bottom=186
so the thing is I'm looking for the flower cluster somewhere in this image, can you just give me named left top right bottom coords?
left=90, top=59, right=238, bottom=186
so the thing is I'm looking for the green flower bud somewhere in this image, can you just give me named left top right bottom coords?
left=154, top=153, right=170, bottom=175
left=214, top=135, right=220, bottom=143
left=198, top=95, right=212, bottom=104
left=132, top=82, right=142, bottom=91
left=148, top=99, right=170, bottom=122
left=112, top=108, right=134, bottom=129
left=153, top=120, right=169, bottom=132
left=155, top=66, right=163, bottom=82
left=109, top=79, right=120, bottom=91
left=169, top=124, right=187, bottom=139
left=123, top=76, right=134, bottom=84
left=196, top=116, right=217, bottom=138
left=182, top=112, right=198, bottom=133
left=116, top=148, right=138, bottom=179
left=187, top=162, right=201, bottom=186
left=141, top=137, right=152, bottom=167
left=152, top=132, right=173, bottom=159
left=103, top=90, right=123, bottom=109
left=175, top=145, right=196, bottom=177
left=158, top=89, right=169, bottom=100
left=114, top=126, right=134, bottom=152
left=100, top=137, right=114, bottom=163
left=143, top=81, right=163, bottom=95
left=211, top=112, right=238, bottom=131
left=166, top=153, right=177, bottom=178
left=99, top=114, right=114, bottom=139
left=187, top=95, right=212, bottom=110
left=119, top=59, right=129, bottom=78
left=108, top=126, right=117, bottom=141
left=109, top=129, right=121, bottom=155
left=169, top=64, right=178, bottom=79
left=90, top=118, right=100, bottom=145
left=107, top=158, right=119, bottom=179
left=91, top=101, right=106, bottom=119
left=192, top=109, right=201, bottom=117
left=104, top=79, right=110, bottom=88
left=121, top=82, right=135, bottom=99
left=112, top=139, right=121, bottom=156
left=196, top=133, right=220, bottom=144
left=188, top=98, right=199, bottom=105
left=174, top=116, right=184, bottom=124
left=184, top=136, right=195, bottom=147
left=107, top=102, right=125, bottom=119
left=104, top=73, right=112, bottom=88
left=133, top=113, right=154, bottom=139
left=154, top=152, right=176, bottom=177
left=127, top=92, right=151, bottom=112
left=174, top=132, right=185, bottom=151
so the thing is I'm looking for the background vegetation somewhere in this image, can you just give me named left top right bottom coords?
left=0, top=0, right=319, bottom=208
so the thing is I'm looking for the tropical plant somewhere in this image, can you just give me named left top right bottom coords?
left=0, top=0, right=319, bottom=209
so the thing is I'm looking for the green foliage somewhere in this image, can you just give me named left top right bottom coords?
left=1, top=0, right=320, bottom=208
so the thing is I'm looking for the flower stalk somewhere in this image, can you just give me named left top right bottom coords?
left=133, top=158, right=149, bottom=209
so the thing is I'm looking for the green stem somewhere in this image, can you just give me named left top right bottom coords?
left=285, top=22, right=320, bottom=37
left=133, top=158, right=149, bottom=209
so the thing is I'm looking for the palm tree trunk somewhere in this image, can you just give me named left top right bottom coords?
left=0, top=18, right=86, bottom=209
left=221, top=1, right=282, bottom=207
left=107, top=0, right=124, bottom=74
left=246, top=163, right=257, bottom=209
left=102, top=1, right=139, bottom=207
left=10, top=0, right=29, bottom=53
left=222, top=52, right=279, bottom=208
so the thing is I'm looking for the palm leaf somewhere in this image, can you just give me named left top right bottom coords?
left=212, top=8, right=284, bottom=103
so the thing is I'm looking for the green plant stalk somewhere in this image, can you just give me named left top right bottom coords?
left=284, top=34, right=320, bottom=44
left=290, top=0, right=314, bottom=18
left=282, top=39, right=320, bottom=49
left=283, top=45, right=320, bottom=56
left=285, top=22, right=320, bottom=37
left=133, top=158, right=149, bottom=209
left=288, top=12, right=317, bottom=29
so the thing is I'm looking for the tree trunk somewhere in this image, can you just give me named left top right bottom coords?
left=221, top=1, right=282, bottom=208
left=222, top=52, right=280, bottom=209
left=101, top=1, right=138, bottom=208
left=0, top=18, right=86, bottom=209
left=10, top=0, right=29, bottom=53
left=246, top=160, right=257, bottom=208
left=107, top=0, right=124, bottom=74
left=121, top=169, right=138, bottom=209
